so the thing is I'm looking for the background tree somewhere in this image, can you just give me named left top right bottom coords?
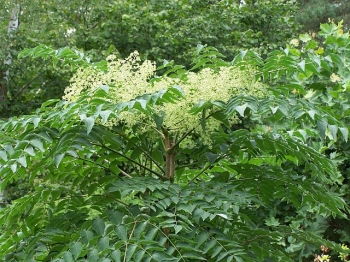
left=0, top=3, right=20, bottom=111
left=3, top=0, right=349, bottom=118
left=0, top=0, right=300, bottom=117
left=296, top=0, right=350, bottom=32
left=0, top=0, right=111, bottom=117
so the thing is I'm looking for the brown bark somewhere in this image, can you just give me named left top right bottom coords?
left=163, top=129, right=176, bottom=182
left=0, top=71, right=8, bottom=110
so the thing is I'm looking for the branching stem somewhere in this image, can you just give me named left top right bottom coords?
left=91, top=142, right=164, bottom=179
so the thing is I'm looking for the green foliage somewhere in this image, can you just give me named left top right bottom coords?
left=296, top=0, right=350, bottom=32
left=0, top=0, right=84, bottom=116
left=0, top=0, right=301, bottom=116
left=235, top=19, right=350, bottom=260
left=1, top=21, right=350, bottom=261
left=94, top=0, right=300, bottom=63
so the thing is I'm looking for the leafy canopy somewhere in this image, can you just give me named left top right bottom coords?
left=0, top=0, right=300, bottom=116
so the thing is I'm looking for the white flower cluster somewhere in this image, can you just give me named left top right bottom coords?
left=64, top=52, right=267, bottom=146
left=64, top=51, right=157, bottom=102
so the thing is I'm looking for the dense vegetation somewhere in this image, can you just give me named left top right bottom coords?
left=297, top=0, right=350, bottom=32
left=1, top=0, right=350, bottom=261
left=1, top=0, right=300, bottom=116
left=0, top=20, right=349, bottom=261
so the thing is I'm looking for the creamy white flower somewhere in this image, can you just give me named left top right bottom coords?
left=330, top=73, right=341, bottom=83
left=289, top=39, right=299, bottom=47
left=64, top=52, right=267, bottom=146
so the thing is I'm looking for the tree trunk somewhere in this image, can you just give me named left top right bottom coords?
left=0, top=4, right=20, bottom=112
left=0, top=4, right=20, bottom=204
left=0, top=71, right=7, bottom=110
left=163, top=129, right=176, bottom=182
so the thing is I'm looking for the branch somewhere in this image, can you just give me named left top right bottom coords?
left=168, top=109, right=224, bottom=154
left=91, top=142, right=164, bottom=179
left=12, top=73, right=41, bottom=100
left=119, top=169, right=132, bottom=178
left=117, top=131, right=165, bottom=173
left=187, top=153, right=228, bottom=185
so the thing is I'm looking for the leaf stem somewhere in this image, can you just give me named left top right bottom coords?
left=91, top=142, right=164, bottom=179
left=187, top=153, right=228, bottom=185
left=117, top=131, right=165, bottom=172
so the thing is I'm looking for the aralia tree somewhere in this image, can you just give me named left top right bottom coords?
left=0, top=21, right=349, bottom=261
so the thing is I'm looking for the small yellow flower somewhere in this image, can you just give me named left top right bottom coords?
left=314, top=254, right=330, bottom=262
left=265, top=126, right=272, bottom=132
left=339, top=244, right=349, bottom=261
left=292, top=88, right=298, bottom=94
left=289, top=39, right=299, bottom=47
left=330, top=73, right=341, bottom=83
